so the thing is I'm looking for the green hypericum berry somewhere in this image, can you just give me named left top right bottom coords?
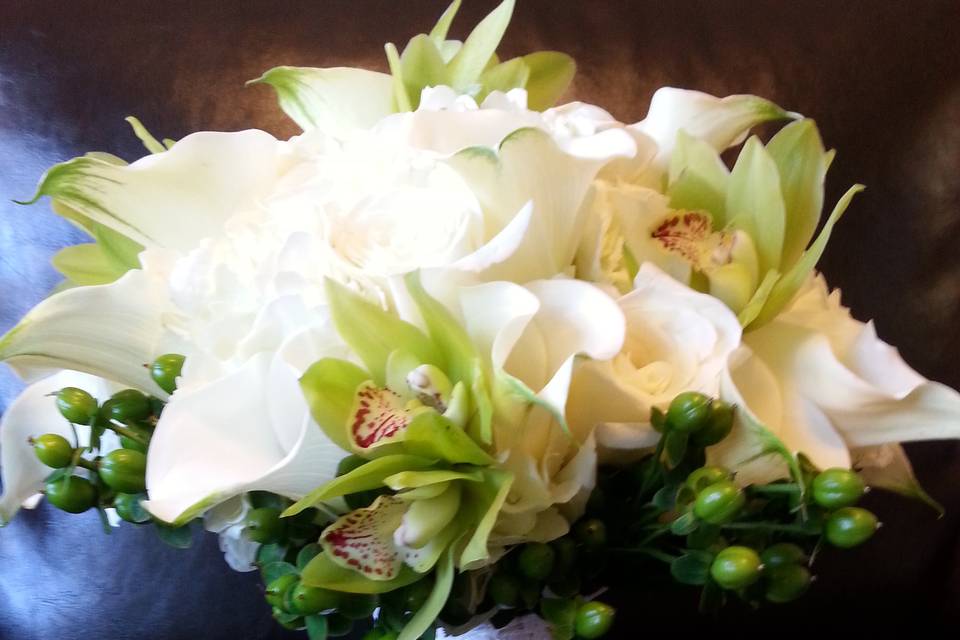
left=760, top=543, right=807, bottom=569
left=44, top=476, right=97, bottom=513
left=150, top=353, right=185, bottom=395
left=119, top=434, right=148, bottom=453
left=764, top=564, right=812, bottom=603
left=574, top=519, right=607, bottom=549
left=98, top=449, right=147, bottom=493
left=290, top=582, right=339, bottom=615
left=264, top=574, right=299, bottom=609
left=574, top=601, right=616, bottom=639
left=666, top=392, right=712, bottom=433
left=812, top=468, right=865, bottom=509
left=113, top=492, right=150, bottom=524
left=518, top=543, right=556, bottom=581
left=55, top=387, right=98, bottom=425
left=548, top=574, right=581, bottom=598
left=32, top=434, right=74, bottom=468
left=105, top=389, right=152, bottom=423
left=685, top=466, right=731, bottom=494
left=246, top=507, right=286, bottom=544
left=825, top=507, right=878, bottom=548
left=693, top=400, right=735, bottom=446
left=710, top=546, right=762, bottom=590
left=541, top=597, right=577, bottom=627
left=551, top=536, right=578, bottom=572
left=693, top=480, right=745, bottom=524
left=488, top=572, right=521, bottom=607
left=326, top=613, right=354, bottom=637
left=338, top=592, right=378, bottom=620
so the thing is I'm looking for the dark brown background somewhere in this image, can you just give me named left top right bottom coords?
left=1, top=1, right=959, bottom=637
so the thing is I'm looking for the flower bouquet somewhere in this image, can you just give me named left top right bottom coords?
left=2, top=1, right=959, bottom=638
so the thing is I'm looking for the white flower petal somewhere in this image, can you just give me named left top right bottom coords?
left=632, top=87, right=794, bottom=172
left=22, top=130, right=292, bottom=250
left=0, top=269, right=173, bottom=392
left=0, top=371, right=111, bottom=523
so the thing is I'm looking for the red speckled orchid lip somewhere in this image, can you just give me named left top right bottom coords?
left=322, top=495, right=407, bottom=579
left=652, top=210, right=735, bottom=272
left=350, top=382, right=414, bottom=449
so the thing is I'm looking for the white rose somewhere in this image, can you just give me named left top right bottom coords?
left=566, top=263, right=742, bottom=453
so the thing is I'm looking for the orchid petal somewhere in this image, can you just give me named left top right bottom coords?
left=18, top=130, right=290, bottom=250
left=522, top=51, right=576, bottom=111
left=726, top=137, right=786, bottom=274
left=250, top=66, right=394, bottom=132
left=667, top=129, right=730, bottom=225
left=446, top=0, right=514, bottom=92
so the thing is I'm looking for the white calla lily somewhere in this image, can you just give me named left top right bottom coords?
left=144, top=348, right=347, bottom=525
left=709, top=275, right=960, bottom=484
left=19, top=130, right=294, bottom=250
left=0, top=371, right=114, bottom=524
left=631, top=87, right=796, bottom=176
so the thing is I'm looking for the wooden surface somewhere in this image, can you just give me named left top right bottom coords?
left=1, top=1, right=959, bottom=636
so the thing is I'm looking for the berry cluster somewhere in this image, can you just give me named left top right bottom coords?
left=30, top=354, right=191, bottom=545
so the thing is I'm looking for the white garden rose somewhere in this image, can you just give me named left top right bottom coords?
left=710, top=274, right=960, bottom=485
left=566, top=263, right=741, bottom=454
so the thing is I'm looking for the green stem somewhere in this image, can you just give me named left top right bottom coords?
left=639, top=437, right=667, bottom=497
left=107, top=423, right=149, bottom=446
left=720, top=522, right=818, bottom=535
left=611, top=547, right=678, bottom=564
left=638, top=526, right=673, bottom=546
left=749, top=484, right=801, bottom=495
left=75, top=458, right=98, bottom=472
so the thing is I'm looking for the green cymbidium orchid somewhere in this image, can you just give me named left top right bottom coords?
left=632, top=119, right=864, bottom=329
left=252, top=0, right=575, bottom=135
left=283, top=274, right=511, bottom=640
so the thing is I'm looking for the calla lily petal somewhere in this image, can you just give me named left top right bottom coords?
left=0, top=269, right=173, bottom=392
left=251, top=66, right=395, bottom=133
left=632, top=87, right=795, bottom=173
left=144, top=353, right=345, bottom=524
left=18, top=130, right=291, bottom=250
left=0, top=371, right=112, bottom=524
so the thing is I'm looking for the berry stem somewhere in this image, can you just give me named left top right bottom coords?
left=611, top=547, right=677, bottom=564
left=720, top=522, right=818, bottom=535
left=75, top=458, right=98, bottom=472
left=106, top=423, right=150, bottom=447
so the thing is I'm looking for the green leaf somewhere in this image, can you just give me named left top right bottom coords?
left=652, top=484, right=681, bottom=511
left=301, top=550, right=422, bottom=594
left=522, top=51, right=576, bottom=111
left=299, top=357, right=370, bottom=451
left=766, top=119, right=829, bottom=268
left=752, top=184, right=864, bottom=328
left=51, top=243, right=128, bottom=286
left=403, top=412, right=494, bottom=466
left=398, top=546, right=455, bottom=640
left=459, top=468, right=513, bottom=567
left=155, top=522, right=193, bottom=548
left=325, top=278, right=441, bottom=387
left=249, top=66, right=394, bottom=132
left=726, top=136, right=787, bottom=274
left=400, top=34, right=449, bottom=109
left=305, top=615, right=328, bottom=640
left=446, top=0, right=515, bottom=92
left=261, top=560, right=299, bottom=584
left=670, top=511, right=699, bottom=536
left=670, top=550, right=713, bottom=585
left=478, top=57, right=530, bottom=100
left=667, top=130, right=730, bottom=225
left=429, top=0, right=462, bottom=44
left=283, top=454, right=436, bottom=517
left=124, top=116, right=166, bottom=154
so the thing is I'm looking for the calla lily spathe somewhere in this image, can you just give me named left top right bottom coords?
left=709, top=275, right=960, bottom=485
